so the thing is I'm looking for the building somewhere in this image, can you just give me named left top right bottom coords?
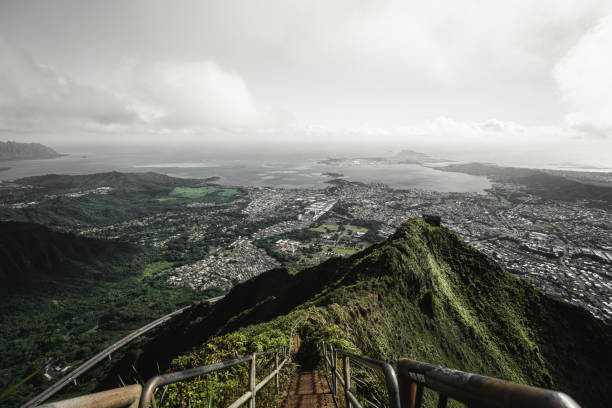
left=422, top=214, right=441, bottom=227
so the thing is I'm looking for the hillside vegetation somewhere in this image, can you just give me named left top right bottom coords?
left=0, top=221, right=137, bottom=286
left=0, top=172, right=242, bottom=232
left=102, top=218, right=611, bottom=408
left=0, top=223, right=201, bottom=407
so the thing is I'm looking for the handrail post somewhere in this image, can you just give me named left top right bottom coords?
left=249, top=353, right=256, bottom=408
left=323, top=342, right=327, bottom=364
left=331, top=346, right=337, bottom=397
left=343, top=356, right=351, bottom=408
left=398, top=370, right=417, bottom=408
left=275, top=349, right=280, bottom=394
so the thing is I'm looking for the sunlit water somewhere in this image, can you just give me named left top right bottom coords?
left=0, top=153, right=492, bottom=193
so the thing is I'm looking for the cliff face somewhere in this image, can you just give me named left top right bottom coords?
left=104, top=219, right=611, bottom=408
left=0, top=141, right=63, bottom=161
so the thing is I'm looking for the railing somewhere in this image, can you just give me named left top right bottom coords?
left=32, top=337, right=583, bottom=408
left=397, top=359, right=579, bottom=408
left=321, top=343, right=580, bottom=408
left=321, top=342, right=400, bottom=408
left=39, top=346, right=288, bottom=408
left=139, top=346, right=288, bottom=408
left=39, top=384, right=142, bottom=408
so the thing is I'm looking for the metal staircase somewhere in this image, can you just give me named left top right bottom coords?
left=36, top=341, right=581, bottom=408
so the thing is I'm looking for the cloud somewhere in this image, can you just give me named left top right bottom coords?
left=0, top=36, right=290, bottom=132
left=554, top=13, right=612, bottom=138
left=0, top=36, right=137, bottom=129
left=4, top=0, right=608, bottom=130
left=1, top=0, right=611, bottom=166
left=125, top=60, right=292, bottom=130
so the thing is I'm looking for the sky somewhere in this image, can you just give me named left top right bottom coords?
left=0, top=0, right=611, bottom=165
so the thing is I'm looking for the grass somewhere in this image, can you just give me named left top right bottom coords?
left=310, top=224, right=367, bottom=233
left=498, top=196, right=512, bottom=206
left=142, top=261, right=173, bottom=279
left=315, top=245, right=358, bottom=256
left=310, top=224, right=339, bottom=232
left=169, top=186, right=217, bottom=199
left=346, top=225, right=368, bottom=233
left=219, top=188, right=239, bottom=197
left=157, top=186, right=240, bottom=202
left=328, top=247, right=358, bottom=255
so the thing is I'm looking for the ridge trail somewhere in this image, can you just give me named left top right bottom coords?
left=283, top=370, right=333, bottom=408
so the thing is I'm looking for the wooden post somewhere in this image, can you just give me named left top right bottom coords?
left=249, top=353, right=256, bottom=408
left=275, top=349, right=280, bottom=394
left=343, top=356, right=351, bottom=408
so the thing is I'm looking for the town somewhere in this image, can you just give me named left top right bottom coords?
left=2, top=173, right=610, bottom=323
left=164, top=179, right=611, bottom=322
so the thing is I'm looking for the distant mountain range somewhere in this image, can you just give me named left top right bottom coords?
left=0, top=141, right=64, bottom=161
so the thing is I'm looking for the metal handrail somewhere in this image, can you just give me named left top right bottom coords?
left=27, top=328, right=583, bottom=408
left=322, top=345, right=581, bottom=408
left=397, top=358, right=580, bottom=408
left=139, top=346, right=288, bottom=408
left=322, top=342, right=401, bottom=408
left=38, top=384, right=142, bottom=408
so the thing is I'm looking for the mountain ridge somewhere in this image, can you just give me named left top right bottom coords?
left=0, top=141, right=64, bottom=161
left=0, top=221, right=138, bottom=287
left=438, top=162, right=612, bottom=207
left=98, top=218, right=611, bottom=408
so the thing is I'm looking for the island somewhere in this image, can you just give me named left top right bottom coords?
left=317, top=149, right=443, bottom=167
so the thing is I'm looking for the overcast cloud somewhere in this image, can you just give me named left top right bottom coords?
left=0, top=0, right=611, bottom=164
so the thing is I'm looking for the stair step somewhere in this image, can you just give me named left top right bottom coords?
left=283, top=370, right=333, bottom=408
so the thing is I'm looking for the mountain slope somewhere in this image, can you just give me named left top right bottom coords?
left=0, top=221, right=137, bottom=287
left=439, top=162, right=612, bottom=207
left=14, top=171, right=202, bottom=195
left=0, top=172, right=217, bottom=229
left=0, top=141, right=63, bottom=161
left=100, top=218, right=610, bottom=408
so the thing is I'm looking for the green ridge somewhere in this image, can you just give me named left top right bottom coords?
left=101, top=218, right=611, bottom=408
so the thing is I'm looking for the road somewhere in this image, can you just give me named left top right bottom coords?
left=23, top=296, right=224, bottom=407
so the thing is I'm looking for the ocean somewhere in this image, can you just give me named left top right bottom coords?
left=0, top=153, right=492, bottom=193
